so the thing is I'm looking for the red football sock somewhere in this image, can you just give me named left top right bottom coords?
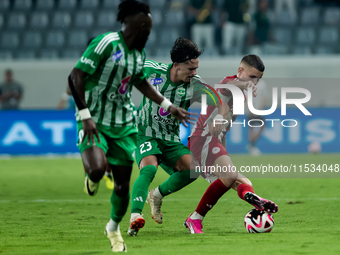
left=195, top=179, right=230, bottom=217
left=237, top=183, right=255, bottom=200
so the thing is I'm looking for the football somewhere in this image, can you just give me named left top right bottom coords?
left=244, top=209, right=274, bottom=233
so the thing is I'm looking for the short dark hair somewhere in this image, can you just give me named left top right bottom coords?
left=241, top=54, right=265, bottom=72
left=170, top=38, right=203, bottom=63
left=117, top=0, right=150, bottom=23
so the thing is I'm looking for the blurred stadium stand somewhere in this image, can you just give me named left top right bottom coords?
left=0, top=0, right=339, bottom=59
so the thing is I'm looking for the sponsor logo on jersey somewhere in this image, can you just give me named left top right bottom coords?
left=118, top=76, right=131, bottom=95
left=177, top=88, right=185, bottom=96
left=108, top=93, right=129, bottom=104
left=159, top=107, right=170, bottom=116
left=111, top=50, right=123, bottom=62
left=153, top=114, right=174, bottom=124
left=80, top=57, right=96, bottom=68
left=150, top=78, right=163, bottom=85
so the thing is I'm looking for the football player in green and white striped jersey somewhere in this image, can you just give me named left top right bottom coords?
left=68, top=1, right=194, bottom=252
left=128, top=38, right=224, bottom=236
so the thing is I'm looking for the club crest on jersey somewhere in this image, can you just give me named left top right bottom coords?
left=177, top=88, right=185, bottom=97
left=150, top=78, right=163, bottom=85
left=159, top=107, right=170, bottom=117
left=112, top=50, right=123, bottom=62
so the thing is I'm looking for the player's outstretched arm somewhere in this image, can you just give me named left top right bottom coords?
left=135, top=79, right=197, bottom=127
left=69, top=68, right=100, bottom=146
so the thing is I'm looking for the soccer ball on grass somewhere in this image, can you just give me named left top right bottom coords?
left=244, top=209, right=274, bottom=233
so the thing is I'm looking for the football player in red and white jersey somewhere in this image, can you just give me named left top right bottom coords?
left=185, top=55, right=278, bottom=234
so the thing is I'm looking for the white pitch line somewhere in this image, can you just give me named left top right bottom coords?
left=0, top=197, right=339, bottom=204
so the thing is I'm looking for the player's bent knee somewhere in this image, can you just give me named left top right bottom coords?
left=140, top=165, right=157, bottom=181
left=87, top=166, right=106, bottom=183
left=85, top=160, right=107, bottom=182
left=82, top=147, right=107, bottom=182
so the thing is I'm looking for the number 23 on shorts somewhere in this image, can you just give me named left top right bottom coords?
left=140, top=142, right=152, bottom=154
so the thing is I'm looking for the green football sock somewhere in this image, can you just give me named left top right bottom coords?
left=131, top=165, right=158, bottom=214
left=110, top=190, right=130, bottom=223
left=158, top=169, right=199, bottom=197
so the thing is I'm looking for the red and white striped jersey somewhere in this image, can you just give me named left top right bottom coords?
left=190, top=75, right=245, bottom=142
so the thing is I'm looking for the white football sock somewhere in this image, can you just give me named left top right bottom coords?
left=107, top=219, right=119, bottom=232
left=190, top=211, right=204, bottom=221
left=153, top=187, right=163, bottom=199
left=130, top=213, right=141, bottom=221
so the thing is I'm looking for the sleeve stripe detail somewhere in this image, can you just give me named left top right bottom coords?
left=144, top=61, right=168, bottom=71
left=143, top=64, right=167, bottom=72
left=144, top=63, right=167, bottom=69
left=144, top=62, right=157, bottom=68
left=94, top=34, right=116, bottom=53
left=96, top=35, right=119, bottom=54
left=144, top=60, right=157, bottom=66
left=94, top=33, right=119, bottom=54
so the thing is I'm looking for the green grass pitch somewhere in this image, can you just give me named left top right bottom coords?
left=1, top=154, right=340, bottom=255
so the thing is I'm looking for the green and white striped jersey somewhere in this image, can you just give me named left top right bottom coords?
left=138, top=60, right=219, bottom=142
left=74, top=31, right=147, bottom=127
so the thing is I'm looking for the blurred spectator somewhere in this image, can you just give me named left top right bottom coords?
left=221, top=0, right=250, bottom=55
left=57, top=37, right=94, bottom=110
left=248, top=0, right=274, bottom=52
left=187, top=0, right=217, bottom=55
left=275, top=0, right=297, bottom=22
left=247, top=0, right=258, bottom=16
left=314, top=0, right=340, bottom=6
left=57, top=85, right=75, bottom=110
left=253, top=0, right=272, bottom=45
left=248, top=0, right=288, bottom=55
left=0, top=69, right=24, bottom=110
